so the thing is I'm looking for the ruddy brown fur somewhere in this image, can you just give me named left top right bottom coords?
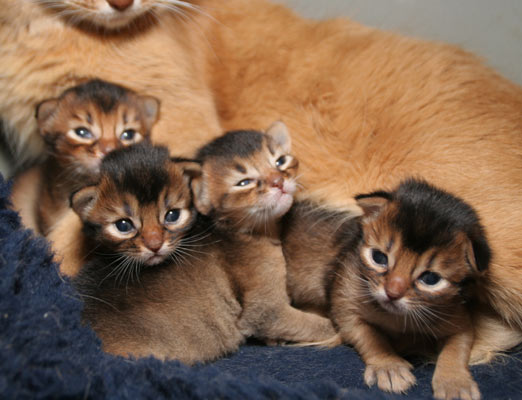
left=282, top=179, right=508, bottom=399
left=72, top=143, right=244, bottom=363
left=192, top=122, right=337, bottom=344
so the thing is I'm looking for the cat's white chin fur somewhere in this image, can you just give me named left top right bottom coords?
left=374, top=289, right=409, bottom=315
left=263, top=189, right=294, bottom=219
left=63, top=0, right=154, bottom=29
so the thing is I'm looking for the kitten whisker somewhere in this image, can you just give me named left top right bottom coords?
left=77, top=293, right=118, bottom=311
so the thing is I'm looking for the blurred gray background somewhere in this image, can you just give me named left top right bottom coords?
left=1, top=0, right=521, bottom=177
left=278, top=0, right=522, bottom=85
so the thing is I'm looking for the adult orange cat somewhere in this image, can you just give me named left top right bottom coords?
left=0, top=0, right=220, bottom=170
left=1, top=0, right=521, bottom=352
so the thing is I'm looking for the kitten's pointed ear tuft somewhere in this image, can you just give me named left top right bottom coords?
left=138, top=95, right=161, bottom=130
left=172, top=158, right=202, bottom=180
left=70, top=186, right=98, bottom=221
left=35, top=99, right=59, bottom=131
left=190, top=172, right=213, bottom=216
left=465, top=230, right=491, bottom=273
left=355, top=191, right=391, bottom=218
left=266, top=121, right=291, bottom=153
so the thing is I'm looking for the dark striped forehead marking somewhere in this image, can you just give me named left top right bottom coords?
left=235, top=163, right=247, bottom=173
left=197, top=130, right=264, bottom=160
left=100, top=143, right=171, bottom=205
left=64, top=79, right=132, bottom=114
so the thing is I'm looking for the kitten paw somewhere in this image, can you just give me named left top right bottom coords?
left=432, top=373, right=481, bottom=400
left=364, top=361, right=416, bottom=393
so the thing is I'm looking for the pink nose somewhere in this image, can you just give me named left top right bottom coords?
left=385, top=276, right=407, bottom=301
left=98, top=141, right=116, bottom=156
left=268, top=174, right=284, bottom=190
left=107, top=0, right=133, bottom=11
left=143, top=230, right=163, bottom=253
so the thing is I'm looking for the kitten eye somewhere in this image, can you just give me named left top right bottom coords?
left=418, top=271, right=441, bottom=286
left=275, top=155, right=287, bottom=168
left=236, top=178, right=254, bottom=187
left=165, top=209, right=180, bottom=223
left=74, top=127, right=93, bottom=139
left=114, top=219, right=135, bottom=233
left=371, top=249, right=388, bottom=266
left=120, top=129, right=137, bottom=142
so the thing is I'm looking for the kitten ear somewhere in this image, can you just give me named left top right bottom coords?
left=355, top=191, right=391, bottom=218
left=138, top=95, right=160, bottom=130
left=464, top=230, right=491, bottom=273
left=173, top=159, right=202, bottom=180
left=190, top=173, right=213, bottom=216
left=266, top=121, right=291, bottom=153
left=35, top=99, right=59, bottom=132
left=70, top=186, right=98, bottom=221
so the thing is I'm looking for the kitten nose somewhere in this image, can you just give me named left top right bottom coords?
left=107, top=0, right=133, bottom=11
left=143, top=230, right=163, bottom=253
left=268, top=174, right=284, bottom=190
left=385, top=276, right=407, bottom=301
left=98, top=141, right=116, bottom=156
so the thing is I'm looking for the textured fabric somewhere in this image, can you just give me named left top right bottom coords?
left=1, top=175, right=520, bottom=400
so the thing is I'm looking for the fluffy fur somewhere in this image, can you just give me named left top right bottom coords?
left=2, top=0, right=522, bottom=356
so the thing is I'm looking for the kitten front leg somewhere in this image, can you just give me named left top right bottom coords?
left=237, top=300, right=337, bottom=344
left=10, top=165, right=43, bottom=233
left=432, top=322, right=480, bottom=400
left=269, top=303, right=338, bottom=343
left=339, top=316, right=416, bottom=393
left=46, top=209, right=87, bottom=277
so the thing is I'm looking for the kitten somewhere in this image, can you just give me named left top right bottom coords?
left=10, top=79, right=159, bottom=235
left=72, top=143, right=245, bottom=363
left=191, top=121, right=337, bottom=344
left=282, top=179, right=490, bottom=400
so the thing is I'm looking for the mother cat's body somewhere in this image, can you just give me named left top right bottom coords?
left=1, top=0, right=521, bottom=352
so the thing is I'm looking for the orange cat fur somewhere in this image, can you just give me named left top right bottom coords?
left=2, top=0, right=522, bottom=354
left=202, top=0, right=522, bottom=336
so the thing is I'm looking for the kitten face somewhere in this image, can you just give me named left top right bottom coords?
left=41, top=0, right=194, bottom=29
left=359, top=204, right=473, bottom=316
left=72, top=144, right=198, bottom=267
left=354, top=179, right=489, bottom=321
left=194, top=122, right=299, bottom=230
left=37, top=79, right=159, bottom=177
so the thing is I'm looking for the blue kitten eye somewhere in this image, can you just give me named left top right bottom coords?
left=371, top=249, right=388, bottom=266
left=165, top=209, right=180, bottom=223
left=418, top=271, right=441, bottom=286
left=74, top=127, right=93, bottom=139
left=120, top=129, right=136, bottom=141
left=275, top=155, right=287, bottom=168
left=236, top=178, right=254, bottom=187
left=115, top=219, right=135, bottom=233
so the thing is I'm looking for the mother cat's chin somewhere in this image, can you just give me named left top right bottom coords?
left=42, top=0, right=195, bottom=29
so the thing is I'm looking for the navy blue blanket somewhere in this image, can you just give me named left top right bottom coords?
left=1, top=175, right=521, bottom=399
